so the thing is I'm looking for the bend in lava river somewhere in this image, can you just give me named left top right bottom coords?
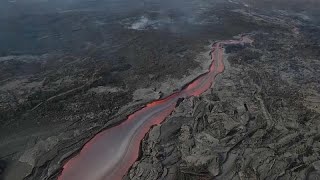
left=58, top=36, right=253, bottom=180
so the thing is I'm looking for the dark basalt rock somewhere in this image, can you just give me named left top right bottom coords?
left=0, top=160, right=6, bottom=177
left=1, top=0, right=320, bottom=180
left=224, top=44, right=245, bottom=54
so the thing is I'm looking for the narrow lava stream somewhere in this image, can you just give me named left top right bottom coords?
left=58, top=36, right=253, bottom=180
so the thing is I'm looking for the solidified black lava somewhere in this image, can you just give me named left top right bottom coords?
left=0, top=0, right=320, bottom=180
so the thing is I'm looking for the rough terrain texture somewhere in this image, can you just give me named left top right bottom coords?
left=0, top=0, right=319, bottom=180
left=126, top=5, right=320, bottom=180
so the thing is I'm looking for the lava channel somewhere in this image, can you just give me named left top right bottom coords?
left=58, top=36, right=253, bottom=180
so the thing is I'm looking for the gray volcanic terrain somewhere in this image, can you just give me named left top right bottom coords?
left=0, top=0, right=319, bottom=180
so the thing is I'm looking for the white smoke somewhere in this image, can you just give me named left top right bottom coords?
left=130, top=16, right=150, bottom=30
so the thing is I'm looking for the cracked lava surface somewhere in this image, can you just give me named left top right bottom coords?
left=58, top=36, right=253, bottom=180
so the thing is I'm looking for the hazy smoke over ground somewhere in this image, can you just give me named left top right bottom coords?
left=0, top=0, right=205, bottom=15
left=1, top=0, right=319, bottom=16
left=0, top=0, right=219, bottom=55
left=0, top=0, right=319, bottom=55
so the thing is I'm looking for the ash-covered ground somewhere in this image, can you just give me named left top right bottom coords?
left=0, top=0, right=319, bottom=180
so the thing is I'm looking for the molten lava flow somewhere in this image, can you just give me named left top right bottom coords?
left=58, top=36, right=253, bottom=180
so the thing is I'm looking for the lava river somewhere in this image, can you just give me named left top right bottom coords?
left=58, top=36, right=253, bottom=180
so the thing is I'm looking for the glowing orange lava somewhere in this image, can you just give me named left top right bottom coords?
left=58, top=36, right=253, bottom=180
